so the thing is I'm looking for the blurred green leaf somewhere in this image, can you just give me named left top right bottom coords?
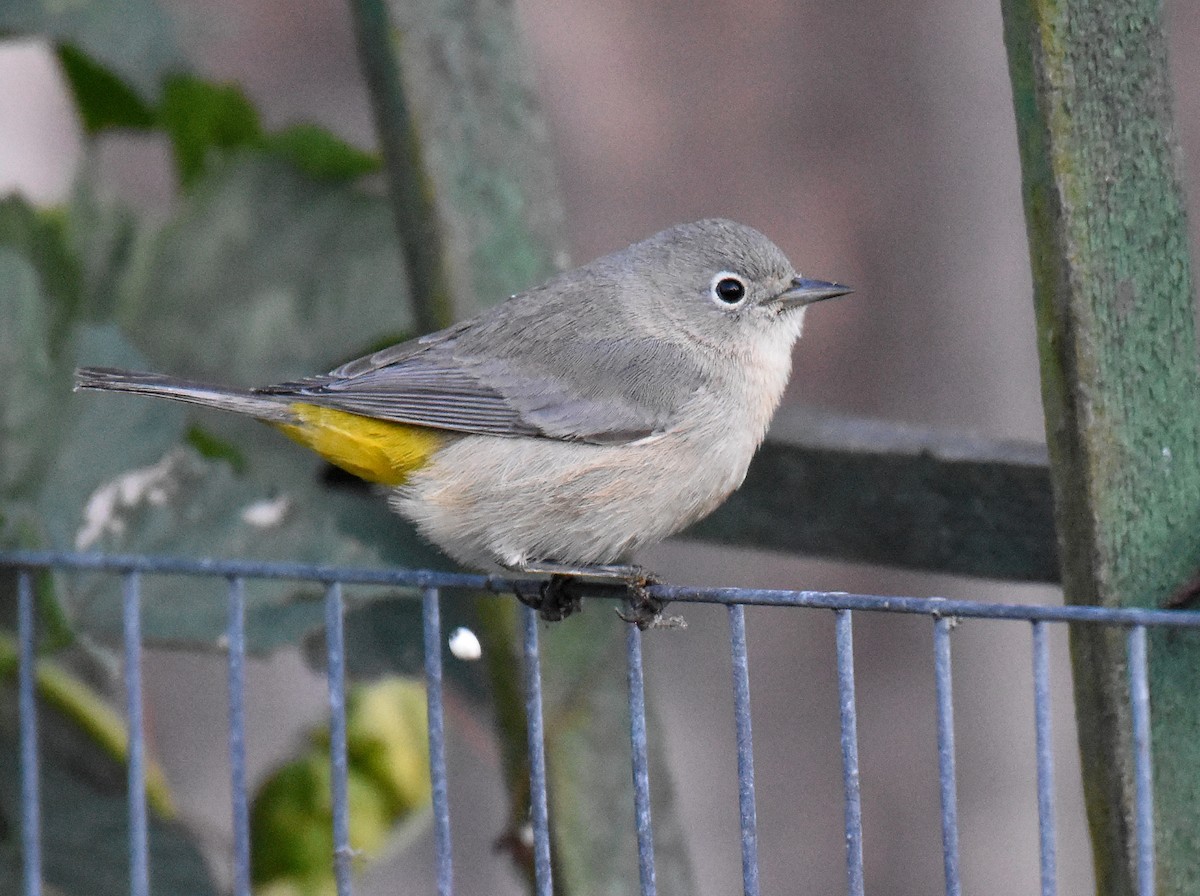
left=27, top=155, right=427, bottom=655
left=0, top=686, right=214, bottom=896
left=0, top=248, right=67, bottom=500
left=44, top=427, right=439, bottom=654
left=251, top=754, right=393, bottom=895
left=36, top=324, right=185, bottom=551
left=56, top=42, right=157, bottom=134
left=251, top=754, right=346, bottom=890
left=158, top=72, right=378, bottom=190
left=339, top=677, right=431, bottom=815
left=0, top=636, right=174, bottom=814
left=123, top=155, right=410, bottom=387
left=48, top=36, right=377, bottom=194
left=0, top=504, right=41, bottom=552
left=54, top=45, right=376, bottom=189
left=64, top=182, right=161, bottom=328
left=246, top=681, right=429, bottom=896
left=185, top=425, right=248, bottom=473
left=49, top=444, right=375, bottom=650
left=0, top=745, right=215, bottom=896
left=159, top=73, right=264, bottom=187
left=0, top=196, right=81, bottom=345
left=251, top=677, right=431, bottom=895
left=264, top=124, right=381, bottom=182
left=0, top=0, right=181, bottom=101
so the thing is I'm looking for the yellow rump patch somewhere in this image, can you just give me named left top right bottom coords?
left=274, top=403, right=446, bottom=486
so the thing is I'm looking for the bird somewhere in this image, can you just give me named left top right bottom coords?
left=76, top=218, right=849, bottom=621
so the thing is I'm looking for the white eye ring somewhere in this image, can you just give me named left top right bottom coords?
left=711, top=271, right=748, bottom=306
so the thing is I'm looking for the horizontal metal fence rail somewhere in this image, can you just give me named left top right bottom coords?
left=5, top=548, right=1198, bottom=896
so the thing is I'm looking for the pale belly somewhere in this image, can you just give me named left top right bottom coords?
left=391, top=428, right=756, bottom=570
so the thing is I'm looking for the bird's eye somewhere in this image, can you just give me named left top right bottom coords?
left=712, top=274, right=747, bottom=305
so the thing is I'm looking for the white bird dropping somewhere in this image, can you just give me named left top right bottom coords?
left=448, top=626, right=482, bottom=661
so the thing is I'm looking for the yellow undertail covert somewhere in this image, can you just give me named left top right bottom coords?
left=275, top=403, right=447, bottom=486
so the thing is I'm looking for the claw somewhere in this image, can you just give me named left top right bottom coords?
left=513, top=574, right=582, bottom=621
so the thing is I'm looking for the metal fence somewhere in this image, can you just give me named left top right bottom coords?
left=5, top=549, right=1199, bottom=896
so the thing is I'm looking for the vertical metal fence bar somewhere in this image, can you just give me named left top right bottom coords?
left=932, top=615, right=961, bottom=896
left=1030, top=621, right=1057, bottom=896
left=727, top=604, right=760, bottom=896
left=521, top=605, right=554, bottom=896
left=1127, top=625, right=1154, bottom=896
left=226, top=577, right=252, bottom=896
left=325, top=582, right=354, bottom=896
left=123, top=571, right=150, bottom=896
left=17, top=571, right=42, bottom=896
left=835, top=609, right=865, bottom=896
left=422, top=586, right=454, bottom=896
left=625, top=621, right=658, bottom=896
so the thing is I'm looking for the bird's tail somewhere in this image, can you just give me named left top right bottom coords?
left=74, top=367, right=296, bottom=424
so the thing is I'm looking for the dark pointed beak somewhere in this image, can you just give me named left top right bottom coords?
left=773, top=276, right=853, bottom=310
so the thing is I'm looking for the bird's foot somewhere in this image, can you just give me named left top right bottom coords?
left=613, top=570, right=685, bottom=631
left=513, top=574, right=582, bottom=622
left=510, top=562, right=683, bottom=629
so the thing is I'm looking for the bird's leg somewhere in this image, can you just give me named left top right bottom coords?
left=511, top=561, right=682, bottom=629
left=612, top=569, right=686, bottom=631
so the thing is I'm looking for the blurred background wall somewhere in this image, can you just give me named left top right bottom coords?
left=3, top=0, right=1198, bottom=893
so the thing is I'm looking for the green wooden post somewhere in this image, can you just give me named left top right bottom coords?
left=1001, top=1, right=1200, bottom=892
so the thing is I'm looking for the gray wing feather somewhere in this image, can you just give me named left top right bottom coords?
left=259, top=326, right=703, bottom=444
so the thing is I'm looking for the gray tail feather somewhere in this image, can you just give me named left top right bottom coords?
left=74, top=367, right=296, bottom=424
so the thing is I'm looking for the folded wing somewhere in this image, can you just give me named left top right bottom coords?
left=259, top=328, right=703, bottom=445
